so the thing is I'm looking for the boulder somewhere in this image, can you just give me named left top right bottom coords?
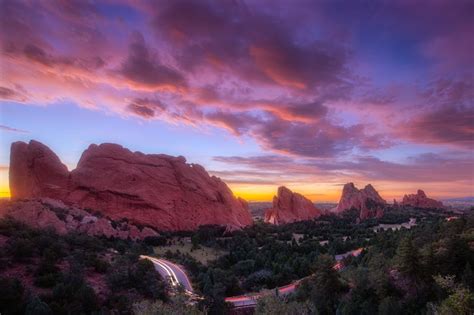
left=9, top=140, right=252, bottom=231
left=0, top=199, right=159, bottom=240
left=335, top=183, right=386, bottom=220
left=401, top=190, right=445, bottom=209
left=264, top=186, right=321, bottom=224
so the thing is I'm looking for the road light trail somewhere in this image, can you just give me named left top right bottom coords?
left=144, top=248, right=365, bottom=309
left=141, top=255, right=193, bottom=293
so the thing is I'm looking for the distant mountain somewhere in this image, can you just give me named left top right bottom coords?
left=334, top=183, right=385, bottom=220
left=264, top=186, right=321, bottom=225
left=441, top=196, right=474, bottom=211
left=442, top=196, right=474, bottom=202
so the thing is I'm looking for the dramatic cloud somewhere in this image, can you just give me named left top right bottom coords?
left=1, top=0, right=472, bottom=199
left=127, top=98, right=167, bottom=119
left=119, top=32, right=187, bottom=90
left=214, top=152, right=474, bottom=184
left=404, top=106, right=474, bottom=149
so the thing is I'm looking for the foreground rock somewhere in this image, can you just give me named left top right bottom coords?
left=264, top=186, right=321, bottom=224
left=335, top=183, right=386, bottom=220
left=401, top=190, right=445, bottom=209
left=9, top=140, right=253, bottom=231
left=0, top=198, right=158, bottom=240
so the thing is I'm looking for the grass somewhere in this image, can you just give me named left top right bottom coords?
left=153, top=237, right=226, bottom=266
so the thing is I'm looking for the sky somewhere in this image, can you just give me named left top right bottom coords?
left=0, top=0, right=473, bottom=201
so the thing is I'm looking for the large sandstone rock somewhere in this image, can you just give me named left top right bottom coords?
left=335, top=183, right=386, bottom=220
left=0, top=199, right=158, bottom=240
left=9, top=140, right=253, bottom=231
left=401, top=190, right=445, bottom=209
left=264, top=186, right=321, bottom=224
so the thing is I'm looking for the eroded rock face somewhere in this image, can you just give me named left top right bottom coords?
left=335, top=183, right=386, bottom=220
left=0, top=199, right=158, bottom=240
left=401, top=190, right=445, bottom=209
left=264, top=186, right=321, bottom=224
left=9, top=140, right=253, bottom=231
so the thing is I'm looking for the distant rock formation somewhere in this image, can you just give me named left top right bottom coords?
left=335, top=183, right=386, bottom=220
left=264, top=186, right=321, bottom=224
left=401, top=190, right=445, bottom=209
left=9, top=140, right=253, bottom=231
left=0, top=198, right=158, bottom=240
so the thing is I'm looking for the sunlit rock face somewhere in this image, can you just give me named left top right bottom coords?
left=264, top=186, right=321, bottom=224
left=401, top=190, right=445, bottom=209
left=335, top=183, right=386, bottom=220
left=9, top=140, right=253, bottom=231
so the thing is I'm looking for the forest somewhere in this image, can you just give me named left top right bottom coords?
left=1, top=207, right=473, bottom=314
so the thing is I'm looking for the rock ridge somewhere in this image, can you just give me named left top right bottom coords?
left=9, top=140, right=252, bottom=231
left=264, top=186, right=321, bottom=224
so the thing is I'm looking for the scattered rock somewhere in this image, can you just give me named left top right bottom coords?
left=0, top=199, right=159, bottom=240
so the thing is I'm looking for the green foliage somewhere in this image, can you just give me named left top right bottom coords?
left=255, top=294, right=315, bottom=315
left=0, top=276, right=25, bottom=315
left=377, top=296, right=401, bottom=315
left=25, top=296, right=52, bottom=315
left=296, top=254, right=346, bottom=314
left=106, top=257, right=168, bottom=300
left=133, top=294, right=204, bottom=315
left=433, top=275, right=474, bottom=315
left=34, top=258, right=63, bottom=288
left=395, top=237, right=422, bottom=279
left=49, top=269, right=99, bottom=314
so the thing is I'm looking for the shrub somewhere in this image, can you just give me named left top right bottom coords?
left=0, top=276, right=25, bottom=315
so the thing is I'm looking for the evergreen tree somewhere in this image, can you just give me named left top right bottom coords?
left=395, top=237, right=421, bottom=279
left=462, top=262, right=474, bottom=291
left=25, top=296, right=52, bottom=315
left=300, top=254, right=346, bottom=314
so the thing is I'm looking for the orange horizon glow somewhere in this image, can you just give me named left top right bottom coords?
left=0, top=173, right=470, bottom=203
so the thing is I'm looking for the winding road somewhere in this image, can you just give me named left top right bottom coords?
left=142, top=247, right=364, bottom=309
left=140, top=255, right=194, bottom=293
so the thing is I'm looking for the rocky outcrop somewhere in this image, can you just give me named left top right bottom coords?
left=9, top=140, right=253, bottom=231
left=264, top=186, right=321, bottom=224
left=0, top=198, right=159, bottom=240
left=335, top=183, right=386, bottom=220
left=401, top=190, right=445, bottom=209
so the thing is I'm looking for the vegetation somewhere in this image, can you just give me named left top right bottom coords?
left=154, top=208, right=473, bottom=314
left=0, top=218, right=167, bottom=315
left=1, top=206, right=472, bottom=314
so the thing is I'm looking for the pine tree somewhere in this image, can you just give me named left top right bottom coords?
left=395, top=237, right=422, bottom=279
left=462, top=262, right=474, bottom=291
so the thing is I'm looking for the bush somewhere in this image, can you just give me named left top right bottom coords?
left=0, top=276, right=25, bottom=315
left=25, top=296, right=52, bottom=315
left=7, top=237, right=35, bottom=261
left=34, top=259, right=62, bottom=288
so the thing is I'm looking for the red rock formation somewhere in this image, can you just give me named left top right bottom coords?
left=401, top=190, right=445, bottom=209
left=0, top=199, right=159, bottom=240
left=335, top=183, right=386, bottom=220
left=9, top=140, right=252, bottom=231
left=264, top=186, right=321, bottom=224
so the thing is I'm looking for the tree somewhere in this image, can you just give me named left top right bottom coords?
left=255, top=294, right=314, bottom=315
left=378, top=297, right=401, bottom=315
left=25, top=296, right=52, bottom=315
left=0, top=277, right=25, bottom=315
left=298, top=254, right=346, bottom=314
left=433, top=275, right=474, bottom=315
left=461, top=262, right=474, bottom=291
left=133, top=294, right=204, bottom=315
left=395, top=237, right=421, bottom=279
